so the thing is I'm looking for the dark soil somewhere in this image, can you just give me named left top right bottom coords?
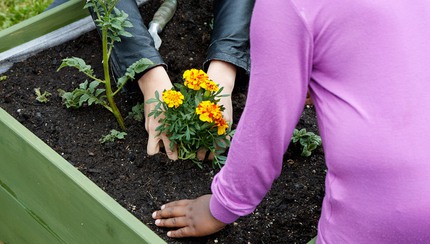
left=0, top=1, right=326, bottom=243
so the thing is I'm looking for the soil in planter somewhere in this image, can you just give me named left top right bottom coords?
left=0, top=1, right=327, bottom=243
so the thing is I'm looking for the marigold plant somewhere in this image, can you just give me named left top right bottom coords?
left=147, top=69, right=234, bottom=168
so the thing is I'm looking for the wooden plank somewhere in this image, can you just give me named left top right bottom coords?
left=0, top=0, right=90, bottom=52
left=0, top=107, right=165, bottom=244
left=307, top=236, right=317, bottom=244
left=0, top=186, right=61, bottom=243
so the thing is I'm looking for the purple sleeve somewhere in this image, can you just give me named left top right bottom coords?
left=210, top=1, right=313, bottom=223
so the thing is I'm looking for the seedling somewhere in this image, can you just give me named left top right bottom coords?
left=57, top=0, right=153, bottom=130
left=291, top=128, right=322, bottom=157
left=127, top=102, right=145, bottom=122
left=100, top=129, right=127, bottom=143
left=34, top=88, right=51, bottom=103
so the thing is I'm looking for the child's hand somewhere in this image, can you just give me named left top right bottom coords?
left=152, top=194, right=227, bottom=238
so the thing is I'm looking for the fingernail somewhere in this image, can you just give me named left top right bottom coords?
left=167, top=231, right=172, bottom=237
left=155, top=219, right=161, bottom=225
left=152, top=211, right=157, bottom=218
left=161, top=205, right=165, bottom=210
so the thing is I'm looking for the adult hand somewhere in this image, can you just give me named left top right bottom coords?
left=138, top=66, right=178, bottom=160
left=197, top=60, right=236, bottom=160
left=152, top=194, right=227, bottom=238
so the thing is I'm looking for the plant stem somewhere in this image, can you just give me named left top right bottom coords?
left=102, top=28, right=126, bottom=130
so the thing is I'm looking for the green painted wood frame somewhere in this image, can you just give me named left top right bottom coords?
left=0, top=108, right=165, bottom=243
left=0, top=0, right=89, bottom=52
left=307, top=236, right=317, bottom=244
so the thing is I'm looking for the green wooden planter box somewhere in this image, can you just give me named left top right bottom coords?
left=0, top=107, right=164, bottom=243
left=0, top=1, right=164, bottom=242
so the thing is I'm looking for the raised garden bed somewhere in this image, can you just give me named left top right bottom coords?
left=0, top=0, right=325, bottom=243
left=0, top=108, right=164, bottom=243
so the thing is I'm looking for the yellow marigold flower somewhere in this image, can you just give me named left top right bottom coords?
left=183, top=69, right=210, bottom=91
left=215, top=118, right=229, bottom=135
left=162, top=90, right=184, bottom=108
left=196, top=101, right=222, bottom=123
left=201, top=79, right=219, bottom=92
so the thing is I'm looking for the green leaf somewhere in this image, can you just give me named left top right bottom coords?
left=117, top=76, right=128, bottom=87
left=185, top=128, right=191, bottom=141
left=87, top=97, right=97, bottom=106
left=119, top=30, right=133, bottom=38
left=79, top=80, right=89, bottom=89
left=89, top=80, right=100, bottom=90
left=57, top=57, right=94, bottom=76
left=154, top=101, right=162, bottom=112
left=215, top=139, right=227, bottom=149
left=123, top=20, right=133, bottom=28
left=79, top=94, right=90, bottom=106
left=146, top=98, right=158, bottom=104
left=127, top=102, right=145, bottom=122
left=132, top=58, right=154, bottom=73
left=302, top=150, right=311, bottom=157
left=155, top=124, right=165, bottom=133
left=291, top=128, right=322, bottom=157
left=95, top=88, right=105, bottom=97
left=99, top=129, right=127, bottom=143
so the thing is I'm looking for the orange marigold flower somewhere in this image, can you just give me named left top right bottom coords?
left=201, top=79, right=219, bottom=92
left=215, top=118, right=229, bottom=135
left=196, top=101, right=222, bottom=123
left=183, top=68, right=210, bottom=91
left=162, top=90, right=184, bottom=108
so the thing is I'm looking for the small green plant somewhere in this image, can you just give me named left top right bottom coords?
left=34, top=88, right=51, bottom=103
left=57, top=0, right=153, bottom=130
left=147, top=69, right=234, bottom=168
left=100, top=129, right=127, bottom=143
left=0, top=75, right=7, bottom=81
left=127, top=102, right=145, bottom=122
left=291, top=128, right=322, bottom=157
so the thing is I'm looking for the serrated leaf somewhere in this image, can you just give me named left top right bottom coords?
left=88, top=97, right=98, bottom=106
left=79, top=80, right=89, bottom=89
left=89, top=80, right=100, bottom=90
left=123, top=20, right=133, bottom=28
left=95, top=88, right=105, bottom=97
left=79, top=94, right=90, bottom=106
left=117, top=76, right=128, bottom=87
left=58, top=57, right=94, bottom=76
left=119, top=30, right=132, bottom=38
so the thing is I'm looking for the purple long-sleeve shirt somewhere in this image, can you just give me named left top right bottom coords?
left=210, top=0, right=430, bottom=243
